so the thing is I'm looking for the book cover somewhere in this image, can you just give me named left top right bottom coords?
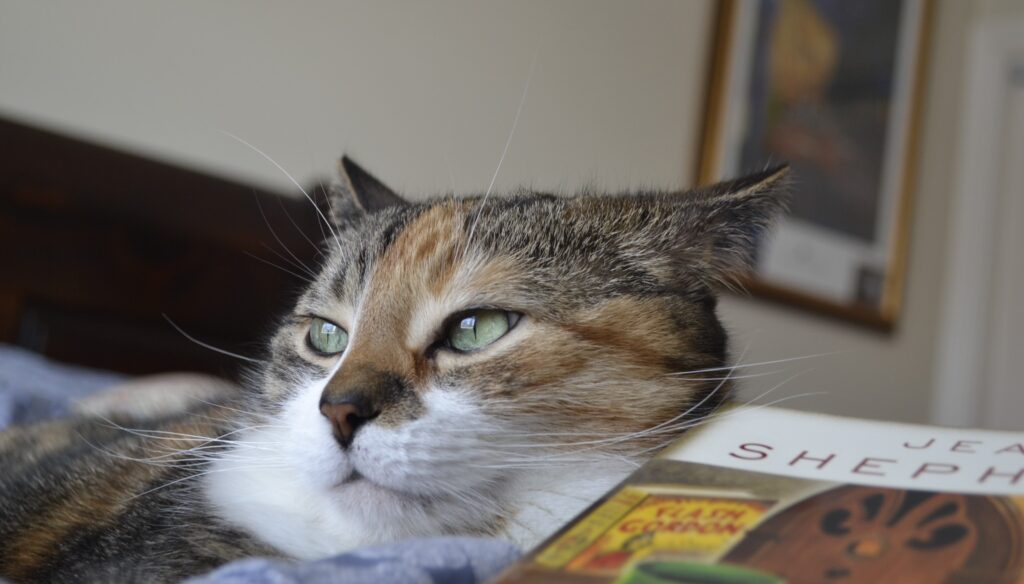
left=495, top=407, right=1024, bottom=583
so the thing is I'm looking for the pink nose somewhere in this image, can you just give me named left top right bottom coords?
left=319, top=399, right=377, bottom=447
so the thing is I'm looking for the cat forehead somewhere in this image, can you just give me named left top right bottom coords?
left=302, top=198, right=488, bottom=310
left=298, top=190, right=699, bottom=314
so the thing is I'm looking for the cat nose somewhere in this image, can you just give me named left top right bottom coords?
left=319, top=395, right=379, bottom=448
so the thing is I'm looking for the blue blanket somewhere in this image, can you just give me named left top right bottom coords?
left=0, top=344, right=126, bottom=426
left=187, top=538, right=519, bottom=584
left=0, top=345, right=521, bottom=583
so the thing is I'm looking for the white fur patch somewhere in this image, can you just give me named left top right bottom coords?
left=204, top=372, right=636, bottom=558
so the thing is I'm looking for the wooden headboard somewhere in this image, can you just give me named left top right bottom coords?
left=0, top=117, right=324, bottom=378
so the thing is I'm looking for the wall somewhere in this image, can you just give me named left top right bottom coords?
left=0, top=0, right=976, bottom=422
left=930, top=0, right=1024, bottom=429
left=0, top=1, right=713, bottom=196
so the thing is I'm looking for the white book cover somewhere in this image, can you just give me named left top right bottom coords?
left=663, top=406, right=1024, bottom=495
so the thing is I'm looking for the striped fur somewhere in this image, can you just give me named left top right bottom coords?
left=0, top=159, right=786, bottom=582
left=0, top=406, right=276, bottom=583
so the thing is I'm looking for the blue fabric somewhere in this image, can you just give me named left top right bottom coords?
left=186, top=537, right=520, bottom=584
left=0, top=344, right=125, bottom=427
left=0, top=345, right=522, bottom=583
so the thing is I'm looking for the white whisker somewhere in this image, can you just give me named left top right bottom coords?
left=253, top=194, right=319, bottom=278
left=277, top=186, right=326, bottom=254
left=218, top=130, right=342, bottom=252
left=666, top=352, right=838, bottom=377
left=464, top=47, right=540, bottom=251
left=242, top=250, right=315, bottom=283
left=162, top=315, right=262, bottom=364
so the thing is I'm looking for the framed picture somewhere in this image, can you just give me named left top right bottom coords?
left=698, top=0, right=934, bottom=329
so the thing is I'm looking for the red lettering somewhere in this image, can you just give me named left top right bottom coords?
left=618, top=517, right=748, bottom=535
left=903, top=438, right=935, bottom=450
left=789, top=450, right=835, bottom=470
left=655, top=507, right=676, bottom=519
left=710, top=509, right=744, bottom=521
left=619, top=519, right=644, bottom=533
left=979, top=467, right=1024, bottom=485
left=851, top=457, right=896, bottom=476
left=996, top=443, right=1024, bottom=456
left=730, top=443, right=772, bottom=461
left=951, top=440, right=981, bottom=453
left=716, top=523, right=739, bottom=535
left=912, top=463, right=959, bottom=479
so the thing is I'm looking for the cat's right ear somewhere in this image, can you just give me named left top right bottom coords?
left=339, top=156, right=407, bottom=213
left=328, top=156, right=408, bottom=228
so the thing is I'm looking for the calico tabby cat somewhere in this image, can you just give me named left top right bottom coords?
left=0, top=158, right=787, bottom=583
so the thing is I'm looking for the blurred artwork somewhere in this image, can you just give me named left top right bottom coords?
left=744, top=0, right=897, bottom=243
left=700, top=0, right=931, bottom=328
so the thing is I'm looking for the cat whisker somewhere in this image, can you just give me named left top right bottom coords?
left=276, top=185, right=326, bottom=255
left=484, top=345, right=755, bottom=430
left=94, top=418, right=284, bottom=450
left=95, top=417, right=281, bottom=441
left=190, top=399, right=285, bottom=425
left=620, top=345, right=753, bottom=440
left=599, top=370, right=812, bottom=446
left=314, top=180, right=331, bottom=242
left=483, top=358, right=743, bottom=450
left=218, top=129, right=342, bottom=252
left=253, top=193, right=320, bottom=279
left=480, top=368, right=811, bottom=457
left=463, top=48, right=539, bottom=254
left=242, top=250, right=315, bottom=284
left=179, top=409, right=275, bottom=428
left=621, top=373, right=818, bottom=450
left=475, top=455, right=641, bottom=471
left=666, top=352, right=838, bottom=377
left=626, top=390, right=828, bottom=459
left=441, top=148, right=458, bottom=196
left=125, top=464, right=290, bottom=502
left=661, top=370, right=784, bottom=382
left=178, top=453, right=283, bottom=465
left=75, top=429, right=284, bottom=473
left=162, top=315, right=263, bottom=364
left=260, top=243, right=319, bottom=279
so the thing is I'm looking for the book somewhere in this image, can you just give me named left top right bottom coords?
left=494, top=406, right=1024, bottom=584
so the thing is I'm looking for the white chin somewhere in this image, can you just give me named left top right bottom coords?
left=332, top=475, right=428, bottom=515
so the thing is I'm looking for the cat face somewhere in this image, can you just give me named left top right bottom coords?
left=238, top=158, right=786, bottom=539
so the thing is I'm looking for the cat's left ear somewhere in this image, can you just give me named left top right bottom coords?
left=329, top=156, right=408, bottom=228
left=670, top=165, right=789, bottom=288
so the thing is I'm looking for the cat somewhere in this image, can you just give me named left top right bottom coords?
left=0, top=157, right=787, bottom=583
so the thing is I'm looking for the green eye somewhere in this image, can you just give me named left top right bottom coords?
left=308, top=317, right=348, bottom=355
left=447, top=309, right=518, bottom=353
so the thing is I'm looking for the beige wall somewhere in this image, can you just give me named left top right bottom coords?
left=0, top=1, right=979, bottom=422
left=0, top=1, right=714, bottom=195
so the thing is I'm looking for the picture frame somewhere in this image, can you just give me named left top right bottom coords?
left=698, top=0, right=934, bottom=330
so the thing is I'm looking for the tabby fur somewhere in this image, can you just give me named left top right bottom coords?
left=0, top=159, right=787, bottom=582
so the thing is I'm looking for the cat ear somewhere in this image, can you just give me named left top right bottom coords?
left=339, top=156, right=407, bottom=213
left=327, top=156, right=408, bottom=229
left=670, top=164, right=789, bottom=289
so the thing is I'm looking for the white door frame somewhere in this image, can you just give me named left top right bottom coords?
left=931, top=18, right=1024, bottom=428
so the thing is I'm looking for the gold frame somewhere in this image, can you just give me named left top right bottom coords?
left=696, top=0, right=935, bottom=331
